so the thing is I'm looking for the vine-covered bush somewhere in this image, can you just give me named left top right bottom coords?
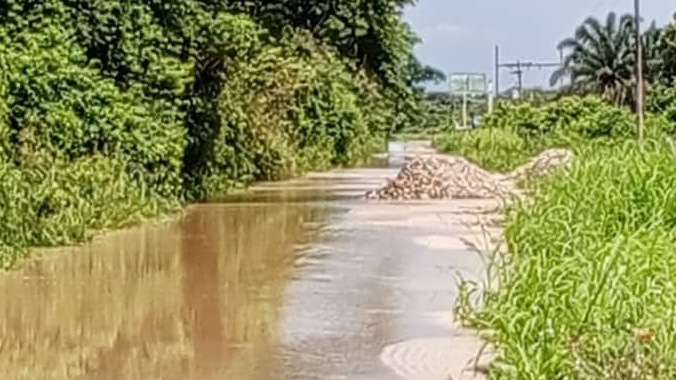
left=0, top=0, right=422, bottom=266
left=647, top=85, right=676, bottom=135
left=0, top=27, right=187, bottom=199
left=435, top=96, right=638, bottom=171
left=482, top=96, right=635, bottom=139
left=0, top=26, right=183, bottom=268
left=181, top=24, right=380, bottom=198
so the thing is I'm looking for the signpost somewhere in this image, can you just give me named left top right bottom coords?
left=450, top=73, right=487, bottom=94
left=449, top=73, right=487, bottom=129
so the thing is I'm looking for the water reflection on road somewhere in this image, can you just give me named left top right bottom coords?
left=0, top=148, right=491, bottom=379
left=1, top=201, right=332, bottom=379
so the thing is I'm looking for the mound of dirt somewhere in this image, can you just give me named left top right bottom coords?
left=366, top=149, right=574, bottom=201
left=365, top=156, right=510, bottom=200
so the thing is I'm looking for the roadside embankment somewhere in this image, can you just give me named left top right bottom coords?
left=457, top=139, right=676, bottom=378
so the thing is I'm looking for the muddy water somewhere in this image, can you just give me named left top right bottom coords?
left=0, top=147, right=493, bottom=380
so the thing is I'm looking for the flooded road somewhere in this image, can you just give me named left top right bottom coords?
left=0, top=143, right=498, bottom=380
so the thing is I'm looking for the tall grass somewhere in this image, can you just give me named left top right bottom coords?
left=433, top=96, right=649, bottom=172
left=0, top=155, right=179, bottom=269
left=459, top=138, right=676, bottom=378
left=433, top=128, right=549, bottom=172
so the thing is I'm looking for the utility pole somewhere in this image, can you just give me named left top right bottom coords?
left=494, top=45, right=500, bottom=97
left=487, top=80, right=494, bottom=113
left=516, top=61, right=523, bottom=95
left=494, top=45, right=560, bottom=99
left=634, top=0, right=644, bottom=141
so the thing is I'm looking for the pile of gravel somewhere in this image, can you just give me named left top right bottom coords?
left=507, top=149, right=574, bottom=181
left=366, top=149, right=574, bottom=201
left=365, top=155, right=510, bottom=200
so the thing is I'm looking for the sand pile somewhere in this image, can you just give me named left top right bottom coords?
left=366, top=149, right=573, bottom=201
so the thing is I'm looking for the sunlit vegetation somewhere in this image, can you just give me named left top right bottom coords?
left=447, top=11, right=676, bottom=379
left=0, top=0, right=438, bottom=266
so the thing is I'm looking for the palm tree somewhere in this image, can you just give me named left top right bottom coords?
left=651, top=17, right=676, bottom=85
left=550, top=12, right=636, bottom=106
left=643, top=21, right=666, bottom=87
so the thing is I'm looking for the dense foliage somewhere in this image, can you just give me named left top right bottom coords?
left=435, top=96, right=637, bottom=171
left=647, top=85, right=676, bottom=134
left=459, top=139, right=676, bottom=378
left=656, top=14, right=676, bottom=84
left=0, top=0, right=432, bottom=266
left=553, top=12, right=673, bottom=107
left=440, top=11, right=676, bottom=379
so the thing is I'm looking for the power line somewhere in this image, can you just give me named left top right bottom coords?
left=492, top=0, right=639, bottom=103
left=493, top=45, right=562, bottom=97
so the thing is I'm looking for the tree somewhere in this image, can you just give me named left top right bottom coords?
left=643, top=21, right=666, bottom=85
left=552, top=11, right=675, bottom=106
left=550, top=12, right=636, bottom=106
left=409, top=58, right=446, bottom=92
left=656, top=15, right=676, bottom=84
left=223, top=0, right=419, bottom=88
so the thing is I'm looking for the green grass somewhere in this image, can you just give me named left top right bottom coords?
left=0, top=155, right=179, bottom=269
left=458, top=138, right=676, bottom=378
left=433, top=128, right=547, bottom=172
left=433, top=126, right=636, bottom=173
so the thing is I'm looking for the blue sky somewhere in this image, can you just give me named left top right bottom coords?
left=404, top=0, right=675, bottom=91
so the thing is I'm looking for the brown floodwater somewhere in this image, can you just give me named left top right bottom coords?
left=0, top=149, right=489, bottom=380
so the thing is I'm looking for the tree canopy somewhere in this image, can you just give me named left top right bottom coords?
left=551, top=12, right=636, bottom=106
left=552, top=11, right=675, bottom=106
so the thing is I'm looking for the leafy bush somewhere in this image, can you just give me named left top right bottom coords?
left=0, top=28, right=187, bottom=198
left=483, top=96, right=635, bottom=139
left=0, top=0, right=411, bottom=266
left=460, top=139, right=676, bottom=378
left=481, top=101, right=545, bottom=136
left=436, top=96, right=637, bottom=171
left=182, top=25, right=379, bottom=198
left=434, top=128, right=535, bottom=172
left=647, top=85, right=676, bottom=135
left=0, top=26, right=182, bottom=267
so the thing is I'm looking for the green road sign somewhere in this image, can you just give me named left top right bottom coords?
left=449, top=73, right=486, bottom=95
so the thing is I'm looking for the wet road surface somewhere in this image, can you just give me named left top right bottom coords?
left=0, top=142, right=498, bottom=379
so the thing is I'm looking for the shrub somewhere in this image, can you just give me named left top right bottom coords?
left=0, top=27, right=188, bottom=199
left=183, top=25, right=378, bottom=198
left=461, top=139, right=676, bottom=378
left=482, top=101, right=545, bottom=136
left=483, top=96, right=635, bottom=140
left=0, top=0, right=403, bottom=267
left=434, top=128, right=535, bottom=172
left=0, top=27, right=183, bottom=267
left=437, top=96, right=637, bottom=171
left=647, top=85, right=676, bottom=135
